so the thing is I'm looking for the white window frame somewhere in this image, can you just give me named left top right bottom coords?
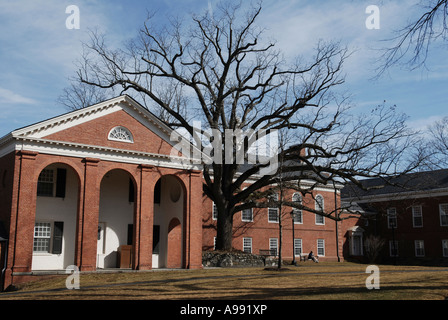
left=268, top=193, right=279, bottom=223
left=243, top=237, right=252, bottom=253
left=415, top=240, right=425, bottom=257
left=315, top=195, right=325, bottom=225
left=317, top=239, right=325, bottom=256
left=412, top=205, right=423, bottom=228
left=268, top=208, right=279, bottom=223
left=442, top=240, right=448, bottom=257
left=387, top=208, right=397, bottom=228
left=292, top=193, right=303, bottom=224
left=389, top=240, right=399, bottom=257
left=37, top=168, right=55, bottom=197
left=294, top=238, right=302, bottom=257
left=108, top=126, right=134, bottom=143
left=439, top=204, right=448, bottom=226
left=242, top=208, right=253, bottom=222
left=269, top=238, right=278, bottom=256
left=33, top=222, right=52, bottom=253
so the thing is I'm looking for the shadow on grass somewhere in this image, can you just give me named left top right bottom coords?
left=2, top=266, right=448, bottom=300
left=14, top=282, right=448, bottom=300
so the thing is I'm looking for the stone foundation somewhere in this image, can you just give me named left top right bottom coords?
left=202, top=251, right=280, bottom=268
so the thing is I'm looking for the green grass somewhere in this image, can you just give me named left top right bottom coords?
left=1, top=262, right=448, bottom=300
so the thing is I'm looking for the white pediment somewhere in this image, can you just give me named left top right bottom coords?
left=11, top=95, right=173, bottom=142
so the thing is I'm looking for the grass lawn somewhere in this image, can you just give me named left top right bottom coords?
left=1, top=262, right=448, bottom=300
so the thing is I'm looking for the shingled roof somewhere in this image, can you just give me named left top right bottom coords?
left=341, top=169, right=448, bottom=200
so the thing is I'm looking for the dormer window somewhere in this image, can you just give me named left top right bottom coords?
left=108, top=126, right=134, bottom=143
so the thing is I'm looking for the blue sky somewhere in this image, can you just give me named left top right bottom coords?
left=0, top=0, right=447, bottom=138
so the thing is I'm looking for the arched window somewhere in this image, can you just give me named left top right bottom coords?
left=108, top=126, right=134, bottom=143
left=315, top=194, right=324, bottom=212
left=315, top=194, right=325, bottom=225
left=292, top=193, right=302, bottom=224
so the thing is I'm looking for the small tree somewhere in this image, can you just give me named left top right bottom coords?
left=364, top=234, right=386, bottom=264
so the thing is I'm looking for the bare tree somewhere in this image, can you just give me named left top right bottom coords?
left=427, top=116, right=448, bottom=168
left=377, top=0, right=448, bottom=74
left=72, top=2, right=422, bottom=251
left=57, top=79, right=113, bottom=111
left=364, top=234, right=385, bottom=264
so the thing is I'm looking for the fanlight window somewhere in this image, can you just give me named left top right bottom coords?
left=108, top=126, right=134, bottom=143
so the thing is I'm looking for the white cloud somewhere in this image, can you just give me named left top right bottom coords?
left=258, top=0, right=422, bottom=80
left=0, top=88, right=36, bottom=104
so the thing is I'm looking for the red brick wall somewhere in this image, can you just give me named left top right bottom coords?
left=360, top=196, right=448, bottom=261
left=202, top=187, right=343, bottom=262
left=0, top=151, right=15, bottom=232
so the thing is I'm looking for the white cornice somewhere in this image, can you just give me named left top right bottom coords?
left=9, top=95, right=179, bottom=142
left=12, top=96, right=126, bottom=138
left=13, top=136, right=202, bottom=171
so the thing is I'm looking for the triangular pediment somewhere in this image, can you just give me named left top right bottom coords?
left=10, top=95, right=188, bottom=157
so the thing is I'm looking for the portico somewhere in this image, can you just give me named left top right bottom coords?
left=0, top=95, right=203, bottom=289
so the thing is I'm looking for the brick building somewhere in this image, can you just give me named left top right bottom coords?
left=0, top=96, right=204, bottom=290
left=0, top=95, right=345, bottom=290
left=202, top=182, right=344, bottom=262
left=342, top=170, right=448, bottom=264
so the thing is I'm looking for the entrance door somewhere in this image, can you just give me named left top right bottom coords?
left=97, top=222, right=105, bottom=268
left=352, top=235, right=362, bottom=256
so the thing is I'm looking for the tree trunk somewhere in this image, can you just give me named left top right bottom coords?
left=215, top=208, right=234, bottom=251
left=278, top=214, right=282, bottom=269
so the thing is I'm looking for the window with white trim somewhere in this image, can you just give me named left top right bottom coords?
left=33, top=222, right=52, bottom=253
left=37, top=167, right=67, bottom=198
left=389, top=240, right=399, bottom=257
left=292, top=193, right=303, bottom=224
left=442, top=240, right=448, bottom=257
left=243, top=237, right=252, bottom=253
left=317, top=239, right=325, bottom=256
left=387, top=208, right=397, bottom=228
left=412, top=206, right=423, bottom=228
left=37, top=169, right=54, bottom=197
left=415, top=240, right=425, bottom=257
left=294, top=238, right=302, bottom=257
left=439, top=204, right=448, bottom=226
left=268, top=193, right=279, bottom=223
left=242, top=208, right=253, bottom=222
left=108, top=126, right=134, bottom=143
left=315, top=195, right=324, bottom=225
left=269, top=238, right=278, bottom=256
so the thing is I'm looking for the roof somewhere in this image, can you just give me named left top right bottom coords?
left=8, top=95, right=171, bottom=139
left=0, top=95, right=205, bottom=170
left=341, top=169, right=448, bottom=200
